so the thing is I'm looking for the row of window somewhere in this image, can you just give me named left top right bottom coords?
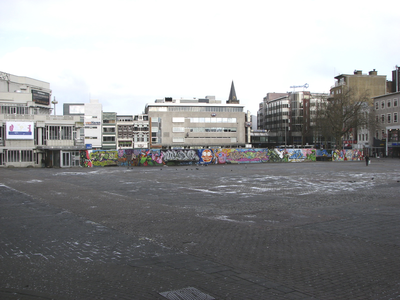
left=375, top=98, right=398, bottom=109
left=117, top=136, right=148, bottom=141
left=378, top=112, right=398, bottom=124
left=172, top=117, right=237, bottom=123
left=173, top=137, right=236, bottom=143
left=117, top=126, right=149, bottom=131
left=172, top=127, right=237, bottom=133
left=1, top=105, right=30, bottom=114
left=149, top=106, right=243, bottom=113
left=117, top=116, right=149, bottom=122
left=104, top=136, right=148, bottom=142
left=5, top=150, right=35, bottom=162
left=47, top=126, right=73, bottom=140
left=358, top=133, right=369, bottom=142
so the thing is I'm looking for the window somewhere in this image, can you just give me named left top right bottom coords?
left=172, top=117, right=185, bottom=122
left=394, top=112, right=398, bottom=123
left=103, top=136, right=115, bottom=142
left=103, top=127, right=115, bottom=133
left=48, top=126, right=60, bottom=140
left=21, top=150, right=33, bottom=162
left=173, top=127, right=185, bottom=132
left=189, top=118, right=236, bottom=123
left=388, top=114, right=391, bottom=123
left=7, top=150, right=19, bottom=162
left=381, top=101, right=385, bottom=109
left=375, top=102, right=379, bottom=110
left=61, top=126, right=72, bottom=140
left=394, top=99, right=398, bottom=107
left=387, top=100, right=391, bottom=108
left=381, top=115, right=385, bottom=123
left=173, top=137, right=184, bottom=143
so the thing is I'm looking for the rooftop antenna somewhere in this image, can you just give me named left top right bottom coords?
left=51, top=96, right=58, bottom=116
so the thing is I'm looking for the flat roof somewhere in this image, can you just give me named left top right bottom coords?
left=373, top=91, right=400, bottom=99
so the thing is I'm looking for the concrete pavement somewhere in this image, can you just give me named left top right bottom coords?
left=1, top=159, right=400, bottom=299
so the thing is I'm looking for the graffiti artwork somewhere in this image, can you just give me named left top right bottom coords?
left=79, top=147, right=325, bottom=167
left=80, top=150, right=92, bottom=167
left=162, top=149, right=200, bottom=163
left=332, top=149, right=363, bottom=161
left=316, top=149, right=332, bottom=158
left=223, top=148, right=269, bottom=163
left=198, top=149, right=214, bottom=164
left=90, top=150, right=118, bottom=166
left=287, top=149, right=316, bottom=162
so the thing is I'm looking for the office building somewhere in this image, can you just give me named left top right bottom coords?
left=0, top=71, right=83, bottom=167
left=145, top=95, right=246, bottom=149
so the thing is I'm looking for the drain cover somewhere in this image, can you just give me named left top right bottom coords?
left=159, top=287, right=215, bottom=300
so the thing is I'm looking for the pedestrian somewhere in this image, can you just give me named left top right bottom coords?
left=365, top=154, right=369, bottom=166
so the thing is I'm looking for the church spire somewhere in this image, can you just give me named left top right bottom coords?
left=227, top=81, right=239, bottom=104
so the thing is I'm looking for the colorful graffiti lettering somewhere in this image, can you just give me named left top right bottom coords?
left=79, top=147, right=337, bottom=167
left=215, top=149, right=228, bottom=164
left=332, top=149, right=363, bottom=161
left=90, top=150, right=118, bottom=166
left=225, top=149, right=269, bottom=163
left=316, top=149, right=332, bottom=157
left=162, top=149, right=200, bottom=163
left=80, top=150, right=92, bottom=167
left=137, top=150, right=163, bottom=166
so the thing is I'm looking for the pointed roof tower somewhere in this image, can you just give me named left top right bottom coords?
left=227, top=81, right=239, bottom=104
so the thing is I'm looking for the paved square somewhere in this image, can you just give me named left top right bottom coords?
left=1, top=159, right=400, bottom=299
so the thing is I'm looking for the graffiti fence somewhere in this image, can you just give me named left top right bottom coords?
left=80, top=148, right=364, bottom=167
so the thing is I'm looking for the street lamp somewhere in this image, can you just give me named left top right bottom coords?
left=51, top=96, right=58, bottom=116
left=284, top=126, right=287, bottom=148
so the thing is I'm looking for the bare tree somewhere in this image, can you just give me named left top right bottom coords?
left=316, top=89, right=371, bottom=150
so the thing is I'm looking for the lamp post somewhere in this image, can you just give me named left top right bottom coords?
left=51, top=97, right=58, bottom=116
left=284, top=126, right=286, bottom=148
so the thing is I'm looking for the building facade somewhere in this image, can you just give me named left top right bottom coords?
left=330, top=69, right=387, bottom=100
left=257, top=91, right=328, bottom=147
left=1, top=71, right=84, bottom=167
left=63, top=100, right=103, bottom=150
left=330, top=69, right=388, bottom=151
left=145, top=96, right=246, bottom=149
left=116, top=114, right=150, bottom=149
left=373, top=91, right=400, bottom=157
left=102, top=112, right=117, bottom=150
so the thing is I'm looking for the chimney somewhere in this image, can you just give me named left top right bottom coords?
left=369, top=69, right=378, bottom=76
left=354, top=70, right=362, bottom=75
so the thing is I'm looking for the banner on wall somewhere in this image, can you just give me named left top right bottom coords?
left=6, top=122, right=34, bottom=140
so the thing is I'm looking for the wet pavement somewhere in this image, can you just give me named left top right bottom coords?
left=1, top=159, right=400, bottom=299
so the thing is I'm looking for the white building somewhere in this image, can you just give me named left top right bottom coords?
left=63, top=100, right=103, bottom=150
left=145, top=96, right=246, bottom=149
left=0, top=71, right=84, bottom=167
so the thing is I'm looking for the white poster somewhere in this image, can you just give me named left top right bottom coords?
left=6, top=122, right=34, bottom=140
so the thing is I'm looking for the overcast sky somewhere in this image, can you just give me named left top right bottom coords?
left=1, top=0, right=399, bottom=115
